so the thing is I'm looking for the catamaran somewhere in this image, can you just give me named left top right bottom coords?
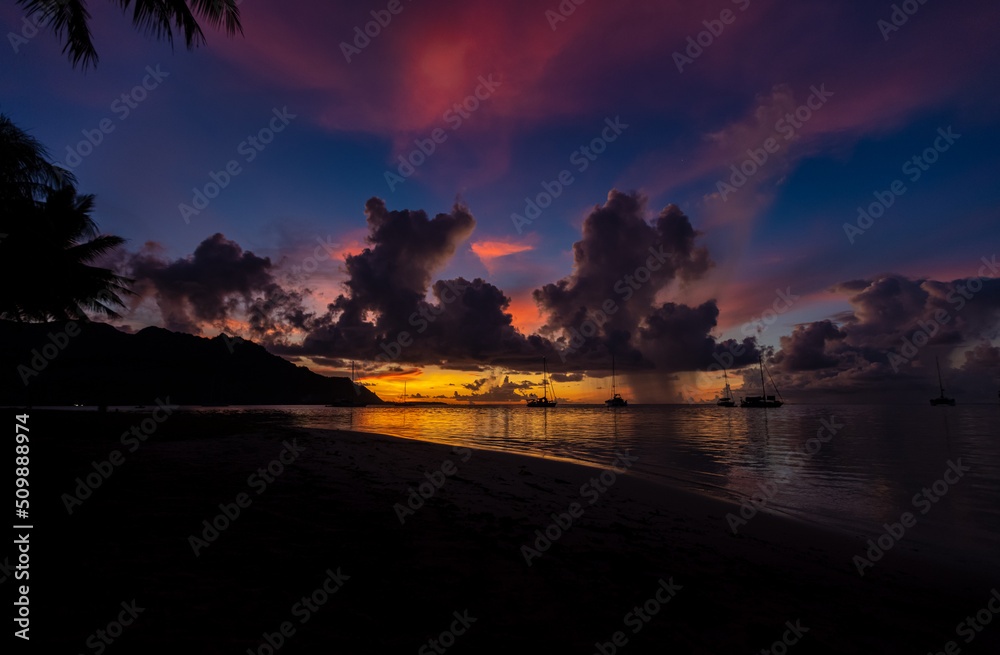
left=527, top=357, right=557, bottom=407
left=929, top=357, right=955, bottom=406
left=740, top=356, right=783, bottom=408
left=605, top=354, right=627, bottom=407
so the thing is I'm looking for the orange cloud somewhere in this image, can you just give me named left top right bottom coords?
left=471, top=239, right=532, bottom=259
left=470, top=239, right=534, bottom=275
left=506, top=293, right=545, bottom=336
left=365, top=367, right=422, bottom=381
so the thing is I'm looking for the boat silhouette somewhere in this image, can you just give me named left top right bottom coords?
left=929, top=357, right=955, bottom=406
left=526, top=357, right=557, bottom=407
left=328, top=361, right=368, bottom=407
left=605, top=354, right=627, bottom=407
left=717, top=368, right=735, bottom=407
left=740, top=356, right=783, bottom=408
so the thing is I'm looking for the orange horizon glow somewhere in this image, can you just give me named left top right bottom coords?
left=300, top=363, right=733, bottom=405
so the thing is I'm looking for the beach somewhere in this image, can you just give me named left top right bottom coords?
left=22, top=410, right=1000, bottom=653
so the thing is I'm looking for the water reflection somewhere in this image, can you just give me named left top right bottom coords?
left=188, top=403, right=1000, bottom=561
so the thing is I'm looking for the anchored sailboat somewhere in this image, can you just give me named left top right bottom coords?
left=605, top=355, right=627, bottom=407
left=717, top=368, right=735, bottom=407
left=527, top=357, right=557, bottom=407
left=328, top=361, right=368, bottom=407
left=740, top=356, right=783, bottom=408
left=929, top=357, right=955, bottom=406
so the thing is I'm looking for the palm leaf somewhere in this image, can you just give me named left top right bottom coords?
left=17, top=0, right=98, bottom=69
left=16, top=0, right=243, bottom=69
left=0, top=115, right=134, bottom=322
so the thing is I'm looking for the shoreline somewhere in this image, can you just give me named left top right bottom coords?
left=24, top=410, right=1000, bottom=651
left=320, top=421, right=1000, bottom=577
left=320, top=425, right=1000, bottom=575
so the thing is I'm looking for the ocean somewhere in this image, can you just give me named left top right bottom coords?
left=119, top=403, right=1000, bottom=567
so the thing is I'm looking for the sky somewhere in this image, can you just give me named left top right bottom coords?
left=3, top=0, right=999, bottom=404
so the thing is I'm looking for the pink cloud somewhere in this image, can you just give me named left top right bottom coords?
left=470, top=238, right=533, bottom=273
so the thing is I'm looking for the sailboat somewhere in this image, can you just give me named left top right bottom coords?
left=717, top=368, right=735, bottom=407
left=929, top=357, right=955, bottom=406
left=328, top=361, right=368, bottom=407
left=740, top=356, right=783, bottom=408
left=605, top=355, right=627, bottom=407
left=526, top=357, right=557, bottom=407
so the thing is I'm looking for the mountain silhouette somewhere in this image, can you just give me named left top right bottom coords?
left=1, top=321, right=383, bottom=406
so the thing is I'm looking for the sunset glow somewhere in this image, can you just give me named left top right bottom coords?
left=4, top=0, right=997, bottom=404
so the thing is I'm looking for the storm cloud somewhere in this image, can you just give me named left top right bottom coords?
left=760, top=271, right=1000, bottom=401
left=532, top=190, right=758, bottom=375
left=118, top=193, right=774, bottom=388
left=126, top=233, right=310, bottom=339
left=287, top=197, right=556, bottom=367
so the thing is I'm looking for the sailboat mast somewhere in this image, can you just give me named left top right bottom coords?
left=612, top=355, right=616, bottom=395
left=542, top=356, right=548, bottom=398
left=759, top=356, right=767, bottom=395
left=937, top=357, right=945, bottom=395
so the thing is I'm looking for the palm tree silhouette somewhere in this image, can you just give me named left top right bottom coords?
left=1, top=114, right=132, bottom=322
left=17, top=0, right=243, bottom=69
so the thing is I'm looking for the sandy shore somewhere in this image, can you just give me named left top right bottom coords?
left=22, top=411, right=1000, bottom=653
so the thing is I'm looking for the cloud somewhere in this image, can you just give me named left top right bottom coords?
left=463, top=377, right=487, bottom=391
left=639, top=301, right=757, bottom=371
left=111, top=191, right=775, bottom=395
left=471, top=239, right=533, bottom=259
left=771, top=321, right=846, bottom=372
left=759, top=272, right=1000, bottom=401
left=961, top=343, right=1000, bottom=373
left=470, top=239, right=533, bottom=273
left=279, top=197, right=557, bottom=368
left=451, top=374, right=536, bottom=403
left=534, top=191, right=712, bottom=323
left=243, top=191, right=762, bottom=387
left=332, top=196, right=476, bottom=331
left=532, top=189, right=756, bottom=374
left=125, top=233, right=310, bottom=339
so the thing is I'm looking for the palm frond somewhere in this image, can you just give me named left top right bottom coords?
left=0, top=113, right=76, bottom=201
left=66, top=234, right=128, bottom=264
left=17, top=0, right=98, bottom=69
left=117, top=0, right=242, bottom=50
left=186, top=0, right=243, bottom=36
left=18, top=0, right=242, bottom=70
left=0, top=116, right=134, bottom=323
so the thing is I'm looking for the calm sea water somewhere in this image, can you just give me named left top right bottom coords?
left=137, top=403, right=1000, bottom=565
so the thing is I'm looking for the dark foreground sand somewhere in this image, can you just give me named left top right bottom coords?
left=19, top=410, right=1000, bottom=653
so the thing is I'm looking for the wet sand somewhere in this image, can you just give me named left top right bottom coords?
left=24, top=411, right=1000, bottom=653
